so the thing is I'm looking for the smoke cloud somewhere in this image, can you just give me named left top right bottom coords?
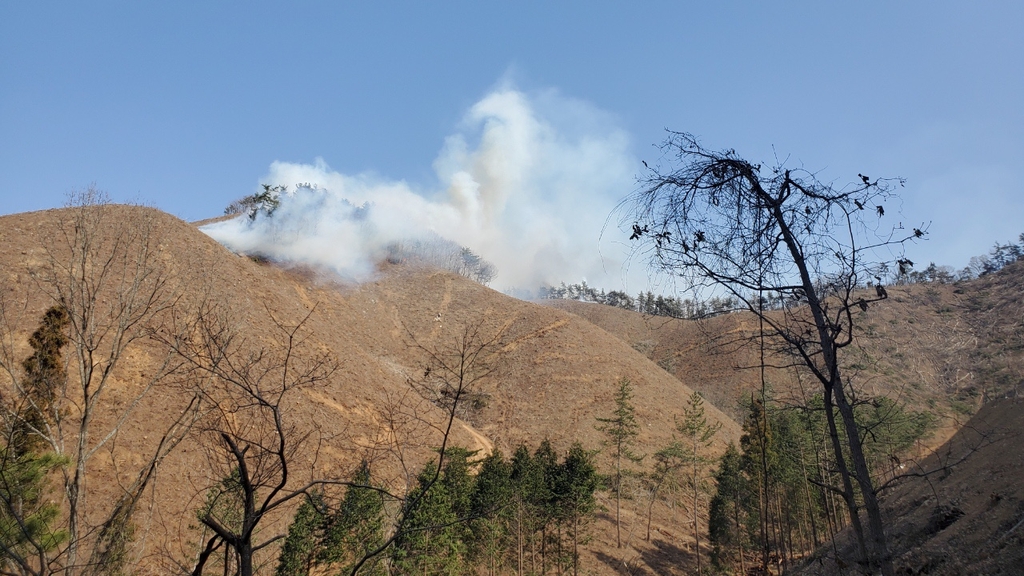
left=201, top=88, right=640, bottom=292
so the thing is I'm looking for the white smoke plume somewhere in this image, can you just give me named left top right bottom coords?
left=201, top=88, right=640, bottom=292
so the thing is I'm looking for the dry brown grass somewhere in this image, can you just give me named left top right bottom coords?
left=1, top=206, right=742, bottom=574
left=3, top=205, right=1022, bottom=574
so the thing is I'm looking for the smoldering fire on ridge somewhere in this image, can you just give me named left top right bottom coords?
left=200, top=88, right=642, bottom=293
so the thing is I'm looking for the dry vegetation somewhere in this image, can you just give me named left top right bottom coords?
left=1, top=204, right=1022, bottom=574
left=0, top=206, right=739, bottom=575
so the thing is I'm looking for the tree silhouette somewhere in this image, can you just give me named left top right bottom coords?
left=622, top=132, right=924, bottom=575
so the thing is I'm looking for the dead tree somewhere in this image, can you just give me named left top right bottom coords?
left=164, top=303, right=337, bottom=576
left=622, top=132, right=924, bottom=576
left=340, top=321, right=503, bottom=576
left=174, top=301, right=504, bottom=576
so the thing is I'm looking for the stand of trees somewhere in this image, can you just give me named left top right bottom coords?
left=622, top=132, right=926, bottom=574
left=271, top=441, right=598, bottom=576
left=707, top=390, right=933, bottom=574
left=594, top=380, right=726, bottom=574
left=899, top=233, right=1024, bottom=285
left=539, top=282, right=738, bottom=319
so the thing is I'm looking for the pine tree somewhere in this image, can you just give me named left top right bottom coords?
left=15, top=305, right=68, bottom=455
left=319, top=461, right=385, bottom=576
left=0, top=448, right=68, bottom=571
left=643, top=441, right=687, bottom=542
left=393, top=450, right=469, bottom=576
left=0, top=306, right=70, bottom=573
left=469, top=450, right=512, bottom=576
left=510, top=444, right=544, bottom=575
left=533, top=439, right=559, bottom=572
left=596, top=378, right=644, bottom=548
left=554, top=443, right=598, bottom=576
left=708, top=443, right=750, bottom=574
left=196, top=468, right=248, bottom=575
left=274, top=492, right=326, bottom=576
left=677, top=391, right=721, bottom=575
left=740, top=393, right=776, bottom=570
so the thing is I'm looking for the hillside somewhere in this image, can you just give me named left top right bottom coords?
left=543, top=263, right=1024, bottom=453
left=0, top=205, right=741, bottom=574
left=791, top=396, right=1024, bottom=575
left=540, top=264, right=1024, bottom=574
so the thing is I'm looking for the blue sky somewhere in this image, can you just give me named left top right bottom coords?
left=1, top=2, right=1021, bottom=288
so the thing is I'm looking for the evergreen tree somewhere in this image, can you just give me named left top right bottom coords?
left=319, top=461, right=385, bottom=576
left=595, top=378, right=644, bottom=548
left=554, top=443, right=598, bottom=576
left=196, top=468, right=248, bottom=575
left=0, top=448, right=68, bottom=573
left=393, top=451, right=468, bottom=576
left=0, top=306, right=70, bottom=574
left=643, top=441, right=686, bottom=542
left=469, top=450, right=512, bottom=576
left=856, top=397, right=934, bottom=482
left=708, top=443, right=750, bottom=574
left=510, top=444, right=545, bottom=575
left=677, top=391, right=721, bottom=576
left=533, top=439, right=560, bottom=572
left=14, top=305, right=68, bottom=455
left=740, top=392, right=784, bottom=571
left=274, top=492, right=326, bottom=576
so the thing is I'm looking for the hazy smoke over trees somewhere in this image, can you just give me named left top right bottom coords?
left=201, top=88, right=639, bottom=290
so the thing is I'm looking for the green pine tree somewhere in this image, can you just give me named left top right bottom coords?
left=708, top=443, right=750, bottom=573
left=510, top=444, right=545, bottom=575
left=393, top=449, right=471, bottom=576
left=469, top=449, right=512, bottom=576
left=596, top=378, right=645, bottom=548
left=554, top=443, right=598, bottom=576
left=0, top=305, right=70, bottom=573
left=677, top=391, right=721, bottom=576
left=527, top=440, right=560, bottom=573
left=275, top=492, right=326, bottom=576
left=320, top=461, right=385, bottom=576
left=0, top=448, right=68, bottom=571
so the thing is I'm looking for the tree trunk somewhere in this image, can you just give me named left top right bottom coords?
left=833, top=376, right=893, bottom=576
left=693, top=460, right=702, bottom=576
left=734, top=498, right=745, bottom=576
left=770, top=183, right=893, bottom=575
left=614, top=449, right=622, bottom=548
left=824, top=384, right=869, bottom=565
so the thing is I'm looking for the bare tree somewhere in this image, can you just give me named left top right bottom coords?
left=0, top=191, right=204, bottom=575
left=174, top=305, right=504, bottom=576
left=343, top=321, right=503, bottom=576
left=622, top=133, right=924, bottom=576
left=161, top=302, right=337, bottom=576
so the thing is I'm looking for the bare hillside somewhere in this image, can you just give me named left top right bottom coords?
left=0, top=206, right=740, bottom=574
left=790, top=396, right=1024, bottom=575
left=543, top=264, right=1024, bottom=453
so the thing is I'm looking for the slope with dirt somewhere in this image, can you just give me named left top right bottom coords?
left=791, top=396, right=1024, bottom=575
left=541, top=266, right=1024, bottom=574
left=0, top=205, right=741, bottom=574
left=542, top=264, right=1024, bottom=453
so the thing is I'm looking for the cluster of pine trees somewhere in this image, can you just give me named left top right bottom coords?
left=707, top=390, right=932, bottom=574
left=273, top=441, right=598, bottom=576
